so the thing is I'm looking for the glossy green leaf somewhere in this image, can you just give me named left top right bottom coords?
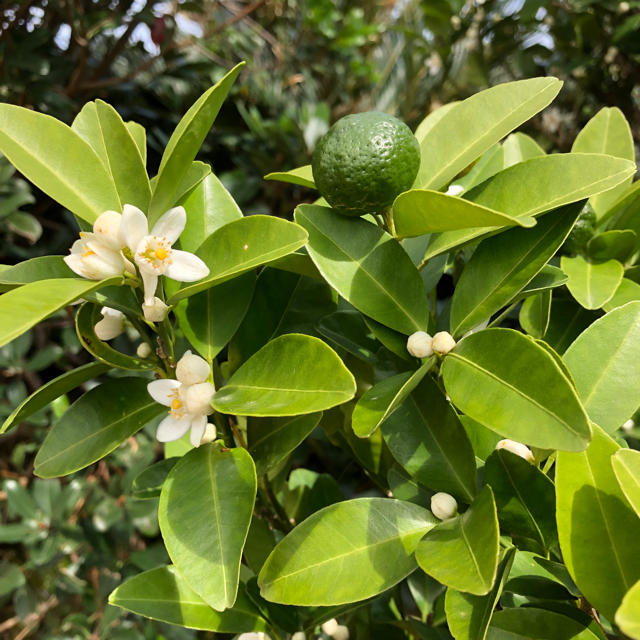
left=563, top=301, right=640, bottom=432
left=258, top=497, right=435, bottom=606
left=159, top=444, right=256, bottom=611
left=504, top=550, right=579, bottom=600
left=0, top=104, right=121, bottom=223
left=0, top=256, right=75, bottom=292
left=179, top=172, right=243, bottom=253
left=381, top=375, right=477, bottom=502
left=602, top=278, right=640, bottom=312
left=449, top=144, right=504, bottom=194
left=172, top=161, right=211, bottom=205
left=442, top=328, right=591, bottom=451
left=317, top=310, right=379, bottom=363
left=450, top=202, right=580, bottom=336
left=414, top=101, right=458, bottom=143
left=393, top=190, right=535, bottom=237
left=414, top=77, right=561, bottom=189
left=149, top=63, right=243, bottom=223
left=34, top=377, right=164, bottom=478
left=588, top=229, right=637, bottom=263
left=445, top=547, right=516, bottom=640
left=556, top=424, right=640, bottom=621
left=125, top=120, right=146, bottom=165
left=352, top=359, right=434, bottom=438
left=501, top=132, right=545, bottom=165
left=572, top=107, right=635, bottom=217
left=416, top=486, right=499, bottom=595
left=519, top=290, right=551, bottom=338
left=169, top=215, right=308, bottom=304
left=132, top=458, right=179, bottom=500
left=616, top=580, right=640, bottom=640
left=460, top=415, right=503, bottom=463
left=264, top=165, right=315, bottom=189
left=520, top=265, right=568, bottom=297
left=248, top=412, right=322, bottom=475
left=1, top=361, right=109, bottom=434
left=612, top=449, right=640, bottom=517
left=544, top=296, right=600, bottom=355
left=213, top=334, right=356, bottom=417
left=174, top=272, right=255, bottom=361
left=0, top=276, right=122, bottom=347
left=561, top=255, right=624, bottom=310
left=109, top=566, right=266, bottom=633
left=72, top=100, right=150, bottom=210
left=295, top=205, right=429, bottom=334
left=484, top=449, right=556, bottom=550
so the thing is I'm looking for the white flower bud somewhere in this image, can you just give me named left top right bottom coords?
left=291, top=634, right=306, bottom=640
left=431, top=492, right=458, bottom=521
left=176, top=350, right=211, bottom=385
left=200, top=423, right=217, bottom=445
left=333, top=625, right=350, bottom=640
left=142, top=296, right=169, bottom=323
left=184, top=382, right=215, bottom=416
left=322, top=619, right=339, bottom=636
left=496, top=439, right=535, bottom=464
left=622, top=419, right=634, bottom=432
left=446, top=184, right=464, bottom=196
left=94, top=307, right=125, bottom=340
left=432, top=331, right=456, bottom=355
left=407, top=331, right=433, bottom=358
left=136, top=342, right=152, bottom=358
left=237, top=634, right=268, bottom=640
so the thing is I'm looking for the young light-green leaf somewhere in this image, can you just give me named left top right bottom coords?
left=159, top=444, right=257, bottom=612
left=441, top=328, right=591, bottom=451
left=258, top=498, right=435, bottom=606
left=561, top=255, right=624, bottom=310
left=213, top=334, right=356, bottom=417
left=519, top=290, right=552, bottom=339
left=264, top=165, right=315, bottom=189
left=612, top=449, right=640, bottom=518
left=616, top=580, right=640, bottom=640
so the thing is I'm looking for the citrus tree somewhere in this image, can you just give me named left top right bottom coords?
left=1, top=64, right=640, bottom=639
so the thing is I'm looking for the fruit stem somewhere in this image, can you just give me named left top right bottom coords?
left=382, top=207, right=396, bottom=236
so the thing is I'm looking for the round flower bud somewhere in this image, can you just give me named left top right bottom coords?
left=94, top=307, right=125, bottom=341
left=446, top=184, right=464, bottom=196
left=430, top=492, right=458, bottom=521
left=142, top=296, right=169, bottom=323
left=176, top=350, right=210, bottom=385
left=432, top=331, right=456, bottom=355
left=407, top=331, right=433, bottom=358
left=333, top=625, right=350, bottom=640
left=622, top=419, right=635, bottom=432
left=322, top=619, right=339, bottom=636
left=200, top=423, right=217, bottom=445
left=496, top=439, right=535, bottom=464
left=136, top=342, right=152, bottom=358
left=291, top=634, right=306, bottom=640
left=184, top=382, right=215, bottom=416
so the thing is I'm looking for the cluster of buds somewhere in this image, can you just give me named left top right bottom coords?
left=406, top=330, right=456, bottom=358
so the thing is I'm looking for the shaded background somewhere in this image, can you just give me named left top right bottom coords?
left=0, top=0, right=639, bottom=637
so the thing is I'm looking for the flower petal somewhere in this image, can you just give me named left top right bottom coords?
left=121, top=204, right=148, bottom=252
left=189, top=415, right=207, bottom=447
left=166, top=250, right=209, bottom=282
left=147, top=379, right=181, bottom=406
left=176, top=350, right=210, bottom=385
left=152, top=206, right=186, bottom=245
left=156, top=414, right=192, bottom=442
left=140, top=271, right=158, bottom=305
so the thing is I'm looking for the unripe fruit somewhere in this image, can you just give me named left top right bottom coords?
left=407, top=331, right=433, bottom=358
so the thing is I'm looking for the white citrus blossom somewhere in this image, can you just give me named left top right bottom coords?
left=94, top=307, right=125, bottom=341
left=142, top=296, right=169, bottom=323
left=120, top=204, right=209, bottom=304
left=147, top=350, right=215, bottom=447
left=432, top=331, right=456, bottom=355
left=496, top=439, right=535, bottom=464
left=431, top=492, right=458, bottom=521
left=407, top=331, right=433, bottom=358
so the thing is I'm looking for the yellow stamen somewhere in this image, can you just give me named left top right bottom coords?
left=171, top=397, right=182, bottom=411
left=82, top=249, right=95, bottom=257
left=155, top=247, right=168, bottom=260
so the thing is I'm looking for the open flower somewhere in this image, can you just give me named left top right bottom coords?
left=120, top=204, right=209, bottom=304
left=94, top=306, right=125, bottom=340
left=147, top=350, right=215, bottom=447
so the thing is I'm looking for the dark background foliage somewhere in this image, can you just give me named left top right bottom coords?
left=1, top=0, right=639, bottom=637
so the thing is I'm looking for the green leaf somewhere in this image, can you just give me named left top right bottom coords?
left=0, top=256, right=75, bottom=292
left=248, top=412, right=322, bottom=475
left=168, top=215, right=308, bottom=304
left=487, top=607, right=604, bottom=640
left=603, top=278, right=640, bottom=312
left=178, top=172, right=243, bottom=253
left=561, top=255, right=624, bottom=310
left=317, top=310, right=379, bottom=363
left=149, top=63, right=244, bottom=224
left=159, top=444, right=256, bottom=611
left=213, top=334, right=356, bottom=417
left=501, top=132, right=546, bottom=165
left=616, top=580, right=640, bottom=640
left=519, top=290, right=551, bottom=339
left=449, top=144, right=505, bottom=195
left=0, top=276, right=122, bottom=347
left=174, top=272, right=255, bottom=362
left=556, top=424, right=640, bottom=621
left=450, top=201, right=581, bottom=336
left=563, top=301, right=640, bottom=433
left=34, top=377, right=164, bottom=478
left=520, top=265, right=568, bottom=297
left=6, top=211, right=41, bottom=243
left=612, top=449, right=640, bottom=517
left=544, top=296, right=600, bottom=355
left=1, top=361, right=109, bottom=434
left=264, top=165, right=315, bottom=189
left=352, top=359, right=434, bottom=438
left=414, top=77, right=562, bottom=189
left=132, top=458, right=179, bottom=500
left=587, top=230, right=637, bottom=263
left=109, top=566, right=267, bottom=633
left=414, top=101, right=458, bottom=143
left=416, top=485, right=499, bottom=595
left=295, top=205, right=429, bottom=334
left=572, top=107, right=635, bottom=217
left=172, top=160, right=211, bottom=205
left=483, top=449, right=556, bottom=550
left=393, top=190, right=535, bottom=237
left=381, top=375, right=477, bottom=502
left=505, top=550, right=579, bottom=599
left=258, top=497, right=435, bottom=606
left=72, top=100, right=151, bottom=210
left=0, top=104, right=121, bottom=223
left=441, top=328, right=591, bottom=451
left=125, top=120, right=147, bottom=165
left=445, top=547, right=516, bottom=640
left=75, top=303, right=155, bottom=371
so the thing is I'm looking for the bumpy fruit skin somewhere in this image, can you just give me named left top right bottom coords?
left=562, top=205, right=597, bottom=254
left=312, top=111, right=420, bottom=217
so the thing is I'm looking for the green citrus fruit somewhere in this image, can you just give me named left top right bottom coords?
left=311, top=111, right=420, bottom=217
left=562, top=204, right=597, bottom=254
